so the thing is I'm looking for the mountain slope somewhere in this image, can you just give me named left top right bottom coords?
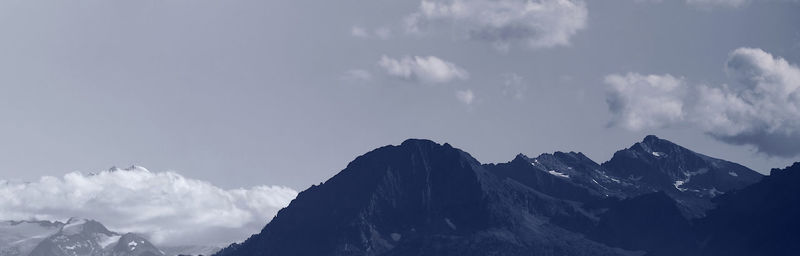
left=0, top=220, right=63, bottom=256
left=485, top=135, right=762, bottom=218
left=601, top=135, right=762, bottom=216
left=694, top=162, right=800, bottom=256
left=215, top=139, right=639, bottom=256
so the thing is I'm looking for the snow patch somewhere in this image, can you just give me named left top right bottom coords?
left=728, top=171, right=738, bottom=177
left=673, top=168, right=709, bottom=192
left=97, top=234, right=120, bottom=248
left=673, top=179, right=688, bottom=192
left=548, top=170, right=570, bottom=178
left=390, top=233, right=401, bottom=241
left=444, top=218, right=457, bottom=230
left=652, top=152, right=664, bottom=157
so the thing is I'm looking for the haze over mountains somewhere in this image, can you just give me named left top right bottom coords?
left=214, top=136, right=797, bottom=256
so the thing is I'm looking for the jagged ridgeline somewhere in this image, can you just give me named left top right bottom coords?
left=1, top=218, right=163, bottom=256
left=215, top=136, right=797, bottom=256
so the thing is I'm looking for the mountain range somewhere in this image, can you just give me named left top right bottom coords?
left=0, top=218, right=218, bottom=256
left=214, top=135, right=798, bottom=256
left=3, top=135, right=796, bottom=256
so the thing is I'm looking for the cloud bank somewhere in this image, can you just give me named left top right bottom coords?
left=606, top=48, right=800, bottom=157
left=0, top=166, right=297, bottom=247
left=378, top=55, right=469, bottom=84
left=406, top=0, right=587, bottom=50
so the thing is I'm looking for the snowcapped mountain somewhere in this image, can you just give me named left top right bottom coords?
left=0, top=220, right=63, bottom=256
left=0, top=218, right=165, bottom=256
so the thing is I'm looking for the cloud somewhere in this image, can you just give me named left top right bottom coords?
left=456, top=89, right=475, bottom=104
left=686, top=0, right=748, bottom=8
left=501, top=73, right=527, bottom=99
left=605, top=73, right=688, bottom=131
left=350, top=26, right=370, bottom=38
left=605, top=48, right=800, bottom=157
left=406, top=0, right=587, bottom=50
left=341, top=69, right=373, bottom=82
left=378, top=55, right=469, bottom=84
left=350, top=25, right=392, bottom=40
left=0, top=166, right=297, bottom=247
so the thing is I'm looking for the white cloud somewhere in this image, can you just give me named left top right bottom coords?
left=0, top=166, right=297, bottom=247
left=350, top=26, right=370, bottom=38
left=406, top=0, right=587, bottom=50
left=378, top=55, right=469, bottom=84
left=686, top=0, right=748, bottom=8
left=456, top=89, right=475, bottom=104
left=605, top=73, right=688, bottom=131
left=605, top=48, right=800, bottom=157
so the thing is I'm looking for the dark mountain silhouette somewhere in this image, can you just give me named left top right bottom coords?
left=587, top=192, right=697, bottom=256
left=215, top=139, right=637, bottom=256
left=214, top=136, right=783, bottom=256
left=694, top=162, right=800, bottom=256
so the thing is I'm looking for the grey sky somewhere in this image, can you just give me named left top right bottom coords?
left=1, top=0, right=799, bottom=192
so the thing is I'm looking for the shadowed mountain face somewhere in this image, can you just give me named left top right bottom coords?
left=602, top=135, right=763, bottom=217
left=487, top=135, right=762, bottom=218
left=215, top=139, right=637, bottom=256
left=694, top=162, right=800, bottom=256
left=214, top=136, right=778, bottom=256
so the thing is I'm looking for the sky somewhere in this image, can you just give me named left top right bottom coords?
left=1, top=0, right=799, bottom=247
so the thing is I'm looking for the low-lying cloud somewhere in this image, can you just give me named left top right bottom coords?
left=406, top=0, right=587, bottom=50
left=606, top=48, right=800, bottom=157
left=0, top=166, right=297, bottom=247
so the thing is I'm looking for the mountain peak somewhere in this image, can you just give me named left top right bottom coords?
left=643, top=134, right=661, bottom=143
left=603, top=135, right=762, bottom=216
left=65, top=217, right=85, bottom=224
left=513, top=153, right=530, bottom=162
left=399, top=138, right=439, bottom=147
left=107, top=165, right=149, bottom=173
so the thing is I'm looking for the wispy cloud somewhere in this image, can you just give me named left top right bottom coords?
left=341, top=69, right=373, bottom=82
left=456, top=89, right=476, bottom=104
left=378, top=55, right=469, bottom=84
left=350, top=25, right=392, bottom=40
left=686, top=0, right=748, bottom=8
